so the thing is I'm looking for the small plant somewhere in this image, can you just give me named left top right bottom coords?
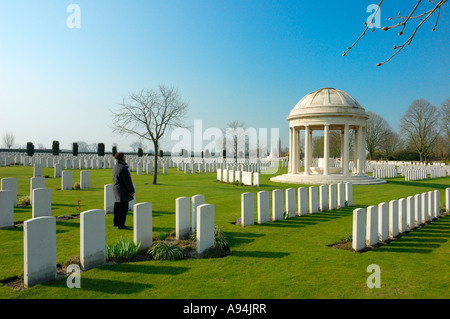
left=283, top=210, right=288, bottom=219
left=147, top=242, right=184, bottom=260
left=337, top=234, right=352, bottom=244
left=157, top=232, right=169, bottom=240
left=234, top=217, right=242, bottom=226
left=75, top=200, right=81, bottom=214
left=73, top=182, right=80, bottom=190
left=105, top=237, right=141, bottom=261
left=18, top=196, right=31, bottom=206
left=214, top=226, right=230, bottom=251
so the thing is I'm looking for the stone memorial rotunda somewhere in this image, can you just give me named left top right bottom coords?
left=271, top=87, right=385, bottom=185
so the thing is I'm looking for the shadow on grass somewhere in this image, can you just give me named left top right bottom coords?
left=231, top=250, right=290, bottom=258
left=102, top=263, right=190, bottom=276
left=257, top=207, right=355, bottom=229
left=387, top=179, right=449, bottom=190
left=225, top=232, right=265, bottom=247
left=43, top=277, right=152, bottom=294
left=372, top=215, right=450, bottom=254
left=152, top=210, right=174, bottom=217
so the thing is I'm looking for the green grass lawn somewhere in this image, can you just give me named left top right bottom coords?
left=0, top=164, right=449, bottom=299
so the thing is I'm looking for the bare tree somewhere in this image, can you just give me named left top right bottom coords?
left=366, top=111, right=391, bottom=159
left=88, top=143, right=98, bottom=153
left=329, top=131, right=342, bottom=158
left=380, top=130, right=403, bottom=159
left=441, top=98, right=450, bottom=141
left=312, top=136, right=324, bottom=158
left=224, top=120, right=246, bottom=163
left=111, top=85, right=188, bottom=184
left=400, top=99, right=440, bottom=161
left=343, top=0, right=447, bottom=66
left=3, top=133, right=15, bottom=149
left=130, top=140, right=145, bottom=153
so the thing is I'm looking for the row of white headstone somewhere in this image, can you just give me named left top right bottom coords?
left=352, top=187, right=450, bottom=252
left=401, top=167, right=448, bottom=181
left=217, top=168, right=260, bottom=187
left=239, top=183, right=353, bottom=227
left=371, top=166, right=398, bottom=179
left=21, top=194, right=216, bottom=288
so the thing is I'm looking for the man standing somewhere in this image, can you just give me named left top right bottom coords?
left=112, top=152, right=135, bottom=229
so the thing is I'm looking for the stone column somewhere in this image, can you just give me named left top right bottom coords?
left=304, top=126, right=311, bottom=175
left=323, top=124, right=330, bottom=176
left=340, top=130, right=344, bottom=169
left=357, top=126, right=364, bottom=175
left=293, top=128, right=299, bottom=174
left=354, top=128, right=358, bottom=174
left=360, top=126, right=366, bottom=174
left=343, top=125, right=349, bottom=176
left=288, top=127, right=293, bottom=174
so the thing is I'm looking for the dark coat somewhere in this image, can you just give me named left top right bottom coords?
left=112, top=159, right=135, bottom=203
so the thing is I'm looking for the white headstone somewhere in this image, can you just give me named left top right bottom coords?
left=428, top=191, right=434, bottom=221
left=217, top=168, right=222, bottom=181
left=1, top=178, right=17, bottom=207
left=61, top=171, right=72, bottom=190
left=272, top=189, right=283, bottom=221
left=80, top=171, right=90, bottom=189
left=433, top=190, right=440, bottom=219
left=241, top=192, right=255, bottom=227
left=23, top=216, right=56, bottom=288
left=32, top=188, right=51, bottom=218
left=345, top=182, right=353, bottom=206
left=196, top=204, right=215, bottom=254
left=253, top=172, right=260, bottom=187
left=389, top=200, right=399, bottom=238
left=128, top=183, right=136, bottom=211
left=257, top=191, right=270, bottom=224
left=366, top=205, right=378, bottom=246
left=319, top=185, right=328, bottom=212
left=54, top=164, right=62, bottom=178
left=378, top=202, right=389, bottom=242
left=446, top=188, right=450, bottom=213
left=33, top=164, right=42, bottom=177
left=104, top=184, right=114, bottom=214
left=328, top=184, right=337, bottom=210
left=337, top=183, right=345, bottom=208
left=414, top=194, right=421, bottom=226
left=80, top=209, right=105, bottom=271
left=285, top=188, right=296, bottom=217
left=309, top=186, right=318, bottom=214
left=0, top=190, right=14, bottom=229
left=352, top=208, right=366, bottom=252
left=421, top=193, right=428, bottom=225
left=176, top=197, right=190, bottom=240
left=30, top=177, right=45, bottom=203
left=297, top=187, right=308, bottom=216
left=398, top=198, right=407, bottom=234
left=407, top=196, right=415, bottom=230
left=191, top=194, right=205, bottom=231
left=133, top=202, right=153, bottom=250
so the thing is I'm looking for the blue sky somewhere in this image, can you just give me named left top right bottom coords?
left=0, top=0, right=449, bottom=152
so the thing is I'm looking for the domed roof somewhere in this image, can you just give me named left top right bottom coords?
left=295, top=88, right=362, bottom=109
left=288, top=88, right=367, bottom=120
